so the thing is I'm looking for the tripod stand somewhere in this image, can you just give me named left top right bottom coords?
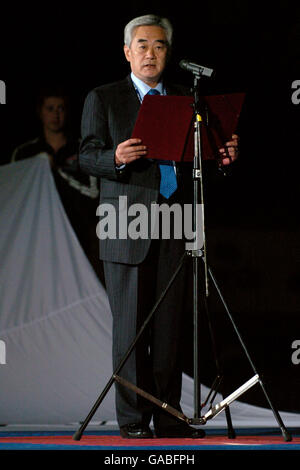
left=73, top=69, right=292, bottom=443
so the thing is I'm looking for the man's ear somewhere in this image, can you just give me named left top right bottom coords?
left=124, top=44, right=131, bottom=62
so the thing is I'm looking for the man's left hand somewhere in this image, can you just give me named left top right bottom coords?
left=218, top=134, right=239, bottom=166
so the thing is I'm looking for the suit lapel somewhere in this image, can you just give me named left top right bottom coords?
left=114, top=76, right=141, bottom=141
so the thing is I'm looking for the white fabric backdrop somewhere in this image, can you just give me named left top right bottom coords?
left=0, top=156, right=299, bottom=428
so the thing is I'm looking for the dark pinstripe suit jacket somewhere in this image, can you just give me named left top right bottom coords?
left=79, top=75, right=189, bottom=265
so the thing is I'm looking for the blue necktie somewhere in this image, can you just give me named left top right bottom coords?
left=147, top=89, right=177, bottom=199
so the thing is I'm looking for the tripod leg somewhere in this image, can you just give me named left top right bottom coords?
left=207, top=265, right=292, bottom=442
left=224, top=406, right=235, bottom=439
left=203, top=296, right=236, bottom=439
left=73, top=376, right=115, bottom=441
left=73, top=251, right=188, bottom=441
left=114, top=375, right=191, bottom=424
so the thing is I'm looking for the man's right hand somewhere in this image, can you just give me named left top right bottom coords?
left=115, top=138, right=147, bottom=166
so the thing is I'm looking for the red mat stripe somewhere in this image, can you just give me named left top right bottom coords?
left=0, top=435, right=299, bottom=447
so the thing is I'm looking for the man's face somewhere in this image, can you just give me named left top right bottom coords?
left=124, top=25, right=169, bottom=87
left=40, top=97, right=66, bottom=133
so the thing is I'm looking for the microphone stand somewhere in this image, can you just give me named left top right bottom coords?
left=187, top=72, right=235, bottom=437
left=189, top=72, right=209, bottom=419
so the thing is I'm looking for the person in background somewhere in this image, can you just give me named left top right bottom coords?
left=11, top=86, right=103, bottom=283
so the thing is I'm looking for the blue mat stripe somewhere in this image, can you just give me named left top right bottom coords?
left=1, top=443, right=300, bottom=451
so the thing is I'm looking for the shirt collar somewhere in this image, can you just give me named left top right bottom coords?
left=131, top=72, right=164, bottom=101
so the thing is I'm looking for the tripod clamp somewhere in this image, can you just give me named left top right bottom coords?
left=193, top=168, right=202, bottom=179
left=187, top=249, right=204, bottom=258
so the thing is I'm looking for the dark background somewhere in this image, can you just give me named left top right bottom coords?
left=1, top=1, right=300, bottom=414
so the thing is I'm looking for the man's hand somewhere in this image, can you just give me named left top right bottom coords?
left=218, top=134, right=239, bottom=166
left=115, top=138, right=147, bottom=166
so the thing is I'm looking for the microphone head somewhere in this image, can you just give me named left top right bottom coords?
left=179, top=60, right=188, bottom=70
left=179, top=60, right=214, bottom=78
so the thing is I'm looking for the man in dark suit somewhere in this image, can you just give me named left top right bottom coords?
left=79, top=14, right=238, bottom=438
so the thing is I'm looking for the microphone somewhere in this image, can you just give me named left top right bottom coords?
left=179, top=60, right=214, bottom=78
